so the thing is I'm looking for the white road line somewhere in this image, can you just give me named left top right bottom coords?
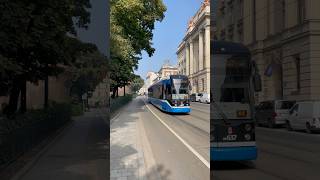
left=143, top=100, right=210, bottom=169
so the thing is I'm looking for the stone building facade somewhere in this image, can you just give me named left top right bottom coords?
left=177, top=0, right=211, bottom=94
left=214, top=0, right=320, bottom=102
left=158, top=63, right=178, bottom=80
left=145, top=71, right=159, bottom=89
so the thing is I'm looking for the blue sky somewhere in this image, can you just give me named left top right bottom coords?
left=134, top=0, right=203, bottom=80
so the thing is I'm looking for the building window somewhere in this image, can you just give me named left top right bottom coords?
left=297, top=0, right=305, bottom=24
left=220, top=29, right=226, bottom=40
left=294, top=55, right=301, bottom=91
left=282, top=0, right=286, bottom=30
left=228, top=24, right=234, bottom=41
left=252, top=0, right=256, bottom=42
left=267, top=0, right=270, bottom=35
left=237, top=19, right=243, bottom=42
left=239, top=0, right=244, bottom=17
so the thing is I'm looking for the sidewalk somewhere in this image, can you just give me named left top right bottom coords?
left=110, top=97, right=160, bottom=180
left=11, top=109, right=108, bottom=180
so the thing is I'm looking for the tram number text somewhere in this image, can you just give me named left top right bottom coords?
left=223, top=134, right=237, bottom=141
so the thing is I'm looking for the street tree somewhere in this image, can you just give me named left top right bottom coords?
left=131, top=75, right=144, bottom=93
left=110, top=0, right=166, bottom=97
left=69, top=50, right=109, bottom=102
left=0, top=0, right=92, bottom=114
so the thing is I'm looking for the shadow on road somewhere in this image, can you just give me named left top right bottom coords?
left=111, top=98, right=173, bottom=180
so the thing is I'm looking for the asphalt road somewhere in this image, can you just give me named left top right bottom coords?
left=138, top=96, right=210, bottom=180
left=212, top=123, right=320, bottom=180
left=134, top=97, right=320, bottom=180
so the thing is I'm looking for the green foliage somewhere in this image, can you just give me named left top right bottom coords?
left=131, top=75, right=144, bottom=92
left=110, top=94, right=134, bottom=113
left=0, top=103, right=72, bottom=134
left=110, top=0, right=166, bottom=96
left=71, top=103, right=83, bottom=116
left=111, top=0, right=166, bottom=56
left=0, top=102, right=72, bottom=167
left=69, top=51, right=109, bottom=102
left=0, top=0, right=94, bottom=113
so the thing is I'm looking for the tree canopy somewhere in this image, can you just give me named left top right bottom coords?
left=69, top=50, right=109, bottom=101
left=110, top=0, right=166, bottom=96
left=0, top=0, right=95, bottom=114
left=131, top=75, right=145, bottom=93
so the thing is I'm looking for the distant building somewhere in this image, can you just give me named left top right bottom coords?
left=215, top=0, right=320, bottom=102
left=177, top=0, right=210, bottom=94
left=138, top=84, right=147, bottom=95
left=143, top=63, right=179, bottom=93
left=145, top=71, right=159, bottom=89
left=158, top=63, right=178, bottom=80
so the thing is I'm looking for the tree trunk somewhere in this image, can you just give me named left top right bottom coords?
left=5, top=77, right=26, bottom=115
left=44, top=76, right=49, bottom=108
left=116, top=87, right=119, bottom=97
left=20, top=79, right=27, bottom=113
left=112, top=86, right=117, bottom=98
left=6, top=83, right=21, bottom=115
left=123, top=86, right=125, bottom=96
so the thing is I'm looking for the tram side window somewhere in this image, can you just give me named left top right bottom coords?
left=153, top=84, right=162, bottom=99
left=165, top=84, right=172, bottom=99
left=148, top=88, right=153, bottom=97
left=160, top=85, right=163, bottom=99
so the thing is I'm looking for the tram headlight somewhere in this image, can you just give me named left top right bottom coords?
left=244, top=124, right=252, bottom=132
left=244, top=133, right=251, bottom=141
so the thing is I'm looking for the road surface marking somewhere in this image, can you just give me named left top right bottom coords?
left=143, top=100, right=210, bottom=169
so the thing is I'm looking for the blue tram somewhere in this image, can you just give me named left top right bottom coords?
left=148, top=75, right=191, bottom=113
left=211, top=41, right=262, bottom=161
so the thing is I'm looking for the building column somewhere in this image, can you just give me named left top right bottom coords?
left=190, top=41, right=194, bottom=76
left=199, top=30, right=204, bottom=70
left=204, top=26, right=210, bottom=69
left=185, top=43, right=190, bottom=75
left=204, top=26, right=210, bottom=93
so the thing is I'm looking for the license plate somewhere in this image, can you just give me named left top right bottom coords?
left=237, top=110, right=247, bottom=117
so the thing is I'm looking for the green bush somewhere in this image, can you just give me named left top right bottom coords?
left=110, top=94, right=133, bottom=113
left=71, top=103, right=83, bottom=116
left=0, top=103, right=72, bottom=168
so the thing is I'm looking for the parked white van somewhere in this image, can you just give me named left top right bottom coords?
left=286, top=101, right=320, bottom=133
left=199, top=93, right=210, bottom=104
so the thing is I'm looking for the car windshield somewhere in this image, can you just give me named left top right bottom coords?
left=276, top=101, right=295, bottom=110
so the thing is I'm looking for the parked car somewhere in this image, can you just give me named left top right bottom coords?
left=199, top=93, right=210, bottom=104
left=286, top=101, right=320, bottom=133
left=255, top=100, right=296, bottom=128
left=190, top=93, right=202, bottom=102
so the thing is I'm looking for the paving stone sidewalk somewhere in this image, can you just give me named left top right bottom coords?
left=110, top=99, right=147, bottom=180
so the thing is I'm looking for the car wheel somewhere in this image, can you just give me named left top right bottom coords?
left=286, top=120, right=293, bottom=131
left=306, top=123, right=313, bottom=134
